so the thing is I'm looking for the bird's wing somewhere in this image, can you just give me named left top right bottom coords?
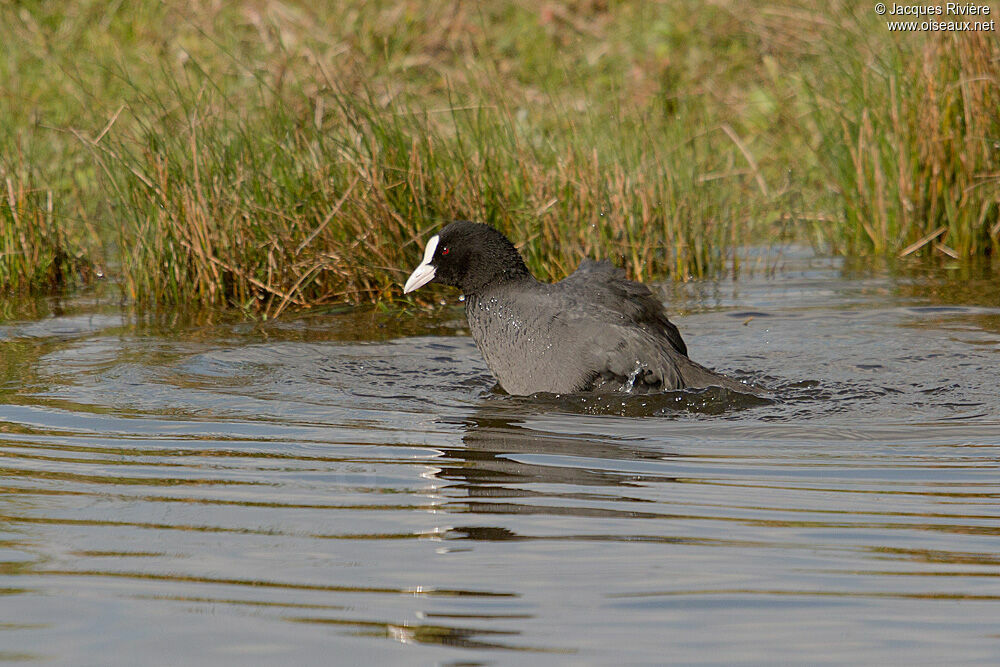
left=578, top=322, right=753, bottom=394
left=560, top=260, right=688, bottom=357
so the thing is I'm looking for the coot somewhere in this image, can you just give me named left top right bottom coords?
left=403, top=221, right=754, bottom=396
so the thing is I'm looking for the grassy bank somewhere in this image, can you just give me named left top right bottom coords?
left=1, top=1, right=997, bottom=312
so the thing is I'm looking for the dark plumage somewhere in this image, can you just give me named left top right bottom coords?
left=403, top=221, right=753, bottom=396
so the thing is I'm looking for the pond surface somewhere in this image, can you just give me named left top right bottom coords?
left=2, top=255, right=1000, bottom=664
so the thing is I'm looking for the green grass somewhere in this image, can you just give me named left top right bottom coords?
left=1, top=1, right=997, bottom=310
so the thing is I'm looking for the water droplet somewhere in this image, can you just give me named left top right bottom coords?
left=625, top=361, right=643, bottom=393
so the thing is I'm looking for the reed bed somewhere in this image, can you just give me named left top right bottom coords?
left=803, top=5, right=1000, bottom=258
left=1, top=1, right=996, bottom=309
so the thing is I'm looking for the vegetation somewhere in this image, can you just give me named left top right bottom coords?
left=1, top=1, right=997, bottom=312
left=1, top=159, right=94, bottom=292
left=805, top=13, right=1000, bottom=258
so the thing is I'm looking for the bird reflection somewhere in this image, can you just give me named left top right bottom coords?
left=432, top=406, right=680, bottom=509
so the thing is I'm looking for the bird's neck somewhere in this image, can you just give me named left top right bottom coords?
left=461, top=261, right=535, bottom=297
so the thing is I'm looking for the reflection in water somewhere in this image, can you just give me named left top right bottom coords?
left=1, top=259, right=1000, bottom=662
left=441, top=412, right=678, bottom=491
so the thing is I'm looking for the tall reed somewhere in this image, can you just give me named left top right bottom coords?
left=0, top=162, right=92, bottom=293
left=80, top=65, right=759, bottom=314
left=804, top=13, right=1000, bottom=258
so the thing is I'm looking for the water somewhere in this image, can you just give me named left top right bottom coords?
left=2, top=256, right=1000, bottom=664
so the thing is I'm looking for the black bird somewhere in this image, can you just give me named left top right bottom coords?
left=403, top=221, right=754, bottom=396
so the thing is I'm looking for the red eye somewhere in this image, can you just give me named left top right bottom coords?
left=441, top=247, right=450, bottom=256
